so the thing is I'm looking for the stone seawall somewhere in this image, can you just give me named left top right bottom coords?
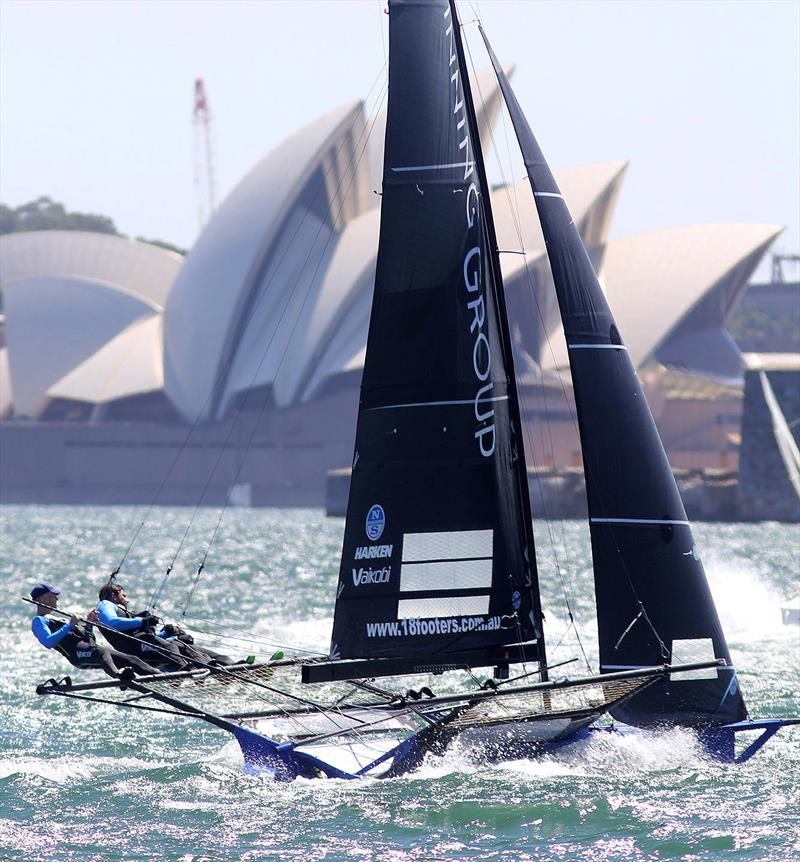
left=326, top=466, right=749, bottom=521
left=737, top=358, right=800, bottom=522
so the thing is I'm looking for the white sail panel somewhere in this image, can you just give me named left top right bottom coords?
left=398, top=596, right=491, bottom=619
left=400, top=559, right=493, bottom=592
left=402, top=530, right=493, bottom=561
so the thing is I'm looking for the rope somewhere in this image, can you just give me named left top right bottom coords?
left=177, top=79, right=389, bottom=618
left=107, top=60, right=387, bottom=607
left=467, top=19, right=672, bottom=669
left=463, top=24, right=593, bottom=674
left=144, top=64, right=388, bottom=613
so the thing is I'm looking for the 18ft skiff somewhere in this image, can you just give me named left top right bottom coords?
left=36, top=0, right=797, bottom=779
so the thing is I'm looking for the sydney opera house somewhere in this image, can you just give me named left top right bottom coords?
left=0, top=74, right=782, bottom=506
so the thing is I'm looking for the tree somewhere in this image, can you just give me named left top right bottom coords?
left=0, top=196, right=119, bottom=235
left=135, top=236, right=187, bottom=256
left=0, top=197, right=185, bottom=256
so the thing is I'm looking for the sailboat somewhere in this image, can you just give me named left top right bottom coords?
left=36, top=0, right=797, bottom=780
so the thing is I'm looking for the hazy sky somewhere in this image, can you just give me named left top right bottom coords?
left=2, top=0, right=798, bottom=279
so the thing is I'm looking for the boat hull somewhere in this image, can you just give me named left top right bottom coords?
left=234, top=712, right=599, bottom=781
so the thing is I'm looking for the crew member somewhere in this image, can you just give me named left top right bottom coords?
left=157, top=620, right=237, bottom=667
left=96, top=582, right=190, bottom=671
left=97, top=581, right=236, bottom=667
left=30, top=582, right=160, bottom=679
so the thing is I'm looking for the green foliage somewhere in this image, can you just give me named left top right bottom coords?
left=0, top=196, right=185, bottom=257
left=729, top=302, right=800, bottom=353
left=135, top=236, right=187, bottom=256
left=0, top=196, right=118, bottom=235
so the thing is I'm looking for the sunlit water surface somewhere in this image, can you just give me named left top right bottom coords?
left=1, top=506, right=798, bottom=861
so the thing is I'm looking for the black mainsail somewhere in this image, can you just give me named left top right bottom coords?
left=481, top=28, right=747, bottom=727
left=327, top=0, right=545, bottom=676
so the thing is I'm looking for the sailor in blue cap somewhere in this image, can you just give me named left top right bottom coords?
left=30, top=583, right=159, bottom=678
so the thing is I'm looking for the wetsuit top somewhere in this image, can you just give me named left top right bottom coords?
left=33, top=618, right=99, bottom=665
left=96, top=600, right=144, bottom=631
left=32, top=615, right=74, bottom=649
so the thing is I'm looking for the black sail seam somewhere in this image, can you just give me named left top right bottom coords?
left=398, top=588, right=492, bottom=600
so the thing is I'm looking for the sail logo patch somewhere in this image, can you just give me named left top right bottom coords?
left=352, top=566, right=391, bottom=587
left=365, top=504, right=385, bottom=541
left=355, top=544, right=393, bottom=560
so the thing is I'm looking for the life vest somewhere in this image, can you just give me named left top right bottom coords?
left=47, top=619, right=96, bottom=664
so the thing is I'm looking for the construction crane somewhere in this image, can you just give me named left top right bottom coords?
left=193, top=78, right=217, bottom=229
left=771, top=253, right=800, bottom=283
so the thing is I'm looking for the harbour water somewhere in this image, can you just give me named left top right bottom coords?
left=1, top=506, right=798, bottom=861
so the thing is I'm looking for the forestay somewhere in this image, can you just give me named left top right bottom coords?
left=329, top=0, right=544, bottom=670
left=480, top=27, right=747, bottom=727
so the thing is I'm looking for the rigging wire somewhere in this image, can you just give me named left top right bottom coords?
left=153, top=605, right=327, bottom=657
left=376, top=0, right=387, bottom=65
left=465, top=19, right=670, bottom=663
left=144, top=61, right=388, bottom=614
left=135, top=59, right=387, bottom=608
left=462, top=23, right=594, bottom=673
left=133, top=52, right=375, bottom=592
left=176, top=82, right=390, bottom=619
left=450, top=1, right=541, bottom=675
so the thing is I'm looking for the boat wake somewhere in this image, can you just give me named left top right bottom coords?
left=704, top=555, right=792, bottom=637
left=454, top=726, right=708, bottom=780
left=0, top=754, right=168, bottom=782
left=0, top=756, right=96, bottom=782
left=568, top=726, right=708, bottom=772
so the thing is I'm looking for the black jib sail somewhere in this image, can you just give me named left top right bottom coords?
left=328, top=0, right=545, bottom=675
left=480, top=27, right=747, bottom=727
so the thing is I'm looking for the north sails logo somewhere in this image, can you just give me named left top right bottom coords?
left=365, top=504, right=386, bottom=541
left=355, top=544, right=393, bottom=560
left=352, top=566, right=391, bottom=586
left=445, top=4, right=495, bottom=458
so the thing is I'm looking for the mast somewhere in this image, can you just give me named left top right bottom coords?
left=324, top=0, right=546, bottom=681
left=481, top=25, right=747, bottom=727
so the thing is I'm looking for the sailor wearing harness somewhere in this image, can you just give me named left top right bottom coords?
left=96, top=582, right=189, bottom=670
left=30, top=583, right=160, bottom=679
left=97, top=582, right=235, bottom=668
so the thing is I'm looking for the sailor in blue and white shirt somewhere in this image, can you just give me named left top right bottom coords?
left=30, top=582, right=159, bottom=678
left=95, top=582, right=188, bottom=671
left=97, top=581, right=236, bottom=668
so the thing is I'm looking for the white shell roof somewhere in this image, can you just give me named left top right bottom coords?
left=47, top=314, right=164, bottom=405
left=0, top=230, right=182, bottom=309
left=0, top=232, right=181, bottom=417
left=0, top=141, right=777, bottom=420
left=539, top=223, right=781, bottom=372
left=602, top=223, right=783, bottom=368
left=289, top=206, right=381, bottom=405
left=163, top=101, right=372, bottom=421
left=492, top=160, right=628, bottom=259
left=298, top=161, right=629, bottom=403
left=163, top=79, right=514, bottom=418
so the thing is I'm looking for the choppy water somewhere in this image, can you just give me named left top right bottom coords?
left=1, top=506, right=798, bottom=861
